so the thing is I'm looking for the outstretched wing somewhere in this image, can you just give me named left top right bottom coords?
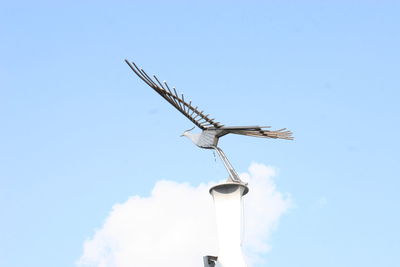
left=216, top=126, right=293, bottom=140
left=125, top=60, right=223, bottom=130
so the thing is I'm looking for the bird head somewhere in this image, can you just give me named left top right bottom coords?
left=180, top=126, right=195, bottom=137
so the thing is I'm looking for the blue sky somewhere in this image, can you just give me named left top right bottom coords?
left=1, top=1, right=399, bottom=267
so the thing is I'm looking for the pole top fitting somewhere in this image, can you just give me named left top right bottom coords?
left=209, top=182, right=249, bottom=196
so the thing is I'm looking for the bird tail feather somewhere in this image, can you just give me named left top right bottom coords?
left=230, top=128, right=293, bottom=140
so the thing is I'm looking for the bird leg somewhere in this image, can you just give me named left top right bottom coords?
left=212, top=146, right=246, bottom=184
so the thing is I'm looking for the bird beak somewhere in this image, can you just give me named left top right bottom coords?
left=186, top=126, right=195, bottom=132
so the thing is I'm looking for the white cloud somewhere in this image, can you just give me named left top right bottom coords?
left=77, top=163, right=291, bottom=267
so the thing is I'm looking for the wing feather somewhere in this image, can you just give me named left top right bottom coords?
left=125, top=60, right=223, bottom=129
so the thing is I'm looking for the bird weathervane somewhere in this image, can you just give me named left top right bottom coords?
left=125, top=59, right=293, bottom=184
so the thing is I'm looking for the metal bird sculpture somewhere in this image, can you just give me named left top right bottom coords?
left=125, top=59, right=293, bottom=184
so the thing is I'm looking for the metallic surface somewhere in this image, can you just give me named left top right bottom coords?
left=125, top=59, right=293, bottom=184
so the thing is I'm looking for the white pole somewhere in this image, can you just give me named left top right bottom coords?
left=210, top=183, right=248, bottom=267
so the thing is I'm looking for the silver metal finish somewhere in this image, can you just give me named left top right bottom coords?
left=125, top=59, right=293, bottom=184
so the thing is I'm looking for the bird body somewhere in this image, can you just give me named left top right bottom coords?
left=125, top=59, right=293, bottom=184
left=183, top=129, right=220, bottom=148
